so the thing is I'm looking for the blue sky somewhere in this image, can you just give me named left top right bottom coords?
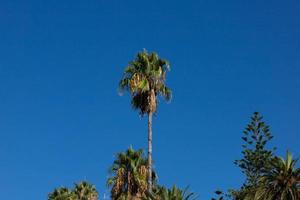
left=0, top=0, right=300, bottom=199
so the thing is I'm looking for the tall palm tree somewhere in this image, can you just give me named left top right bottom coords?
left=119, top=50, right=172, bottom=191
left=74, top=181, right=99, bottom=200
left=48, top=187, right=76, bottom=200
left=253, top=151, right=300, bottom=200
left=107, top=147, right=156, bottom=200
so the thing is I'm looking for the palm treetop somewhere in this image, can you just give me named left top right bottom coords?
left=277, top=151, right=299, bottom=174
left=107, top=147, right=156, bottom=200
left=48, top=182, right=98, bottom=200
left=253, top=151, right=300, bottom=200
left=74, top=181, right=98, bottom=200
left=109, top=147, right=147, bottom=173
left=48, top=187, right=76, bottom=200
left=119, top=49, right=172, bottom=115
left=145, top=185, right=197, bottom=200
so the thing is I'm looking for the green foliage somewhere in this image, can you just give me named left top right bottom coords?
left=158, top=186, right=196, bottom=200
left=145, top=185, right=197, bottom=200
left=252, top=151, right=300, bottom=200
left=211, top=112, right=278, bottom=200
left=48, top=187, right=76, bottom=200
left=74, top=181, right=98, bottom=200
left=234, top=112, right=275, bottom=186
left=107, top=147, right=156, bottom=200
left=48, top=182, right=98, bottom=200
left=230, top=112, right=276, bottom=199
left=119, top=49, right=172, bottom=115
left=211, top=190, right=229, bottom=200
left=212, top=112, right=300, bottom=200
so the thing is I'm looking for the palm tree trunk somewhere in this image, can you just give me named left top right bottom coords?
left=148, top=111, right=153, bottom=192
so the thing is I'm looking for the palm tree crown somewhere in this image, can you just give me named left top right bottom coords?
left=107, top=147, right=156, bottom=200
left=253, top=151, right=300, bottom=200
left=74, top=181, right=98, bottom=200
left=48, top=187, right=76, bottom=200
left=48, top=182, right=98, bottom=200
left=119, top=49, right=171, bottom=115
left=145, top=185, right=196, bottom=200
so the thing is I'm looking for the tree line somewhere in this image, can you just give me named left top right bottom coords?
left=48, top=50, right=300, bottom=200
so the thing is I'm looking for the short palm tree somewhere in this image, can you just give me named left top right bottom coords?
left=107, top=147, right=156, bottom=200
left=74, top=181, right=99, bottom=200
left=119, top=50, right=172, bottom=191
left=146, top=185, right=196, bottom=200
left=48, top=187, right=76, bottom=200
left=253, top=151, right=300, bottom=200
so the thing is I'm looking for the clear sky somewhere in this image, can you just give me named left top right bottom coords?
left=0, top=0, right=299, bottom=199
